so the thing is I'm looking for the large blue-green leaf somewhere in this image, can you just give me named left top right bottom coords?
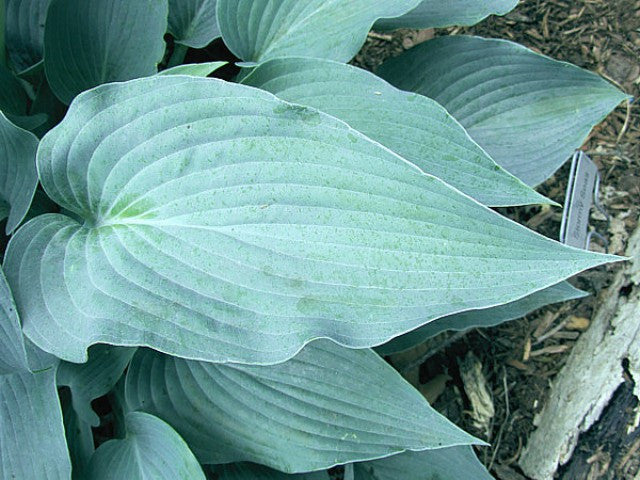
left=88, top=411, right=206, bottom=480
left=376, top=0, right=517, bottom=30
left=216, top=0, right=421, bottom=64
left=378, top=281, right=587, bottom=355
left=0, top=112, right=39, bottom=234
left=0, top=265, right=30, bottom=374
left=242, top=57, right=549, bottom=207
left=378, top=36, right=629, bottom=186
left=57, top=344, right=136, bottom=426
left=5, top=75, right=618, bottom=365
left=125, top=341, right=478, bottom=473
left=212, top=463, right=330, bottom=480
left=44, top=0, right=168, bottom=104
left=0, top=368, right=72, bottom=480
left=5, top=0, right=51, bottom=73
left=168, top=0, right=220, bottom=48
left=354, top=446, right=493, bottom=480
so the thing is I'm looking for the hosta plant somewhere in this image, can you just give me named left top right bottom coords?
left=0, top=0, right=629, bottom=479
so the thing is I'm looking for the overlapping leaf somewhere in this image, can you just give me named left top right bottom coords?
left=0, top=112, right=39, bottom=234
left=5, top=75, right=619, bottom=365
left=125, top=341, right=478, bottom=472
left=0, top=266, right=30, bottom=374
left=0, top=65, right=29, bottom=117
left=0, top=368, right=71, bottom=480
left=61, top=390, right=95, bottom=480
left=87, top=411, right=206, bottom=480
left=212, top=463, right=330, bottom=480
left=378, top=35, right=629, bottom=186
left=376, top=0, right=517, bottom=30
left=216, top=0, right=421, bottom=64
left=243, top=57, right=549, bottom=207
left=57, top=344, right=136, bottom=426
left=0, top=65, right=48, bottom=131
left=377, top=281, right=587, bottom=355
left=5, top=0, right=51, bottom=73
left=354, top=446, right=493, bottom=480
left=44, top=0, right=168, bottom=104
left=168, top=0, right=220, bottom=48
left=159, top=61, right=227, bottom=77
left=0, top=264, right=69, bottom=479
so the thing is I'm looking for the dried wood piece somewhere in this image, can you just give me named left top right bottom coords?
left=520, top=226, right=640, bottom=480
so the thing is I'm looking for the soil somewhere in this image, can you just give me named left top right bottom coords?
left=353, top=1, right=639, bottom=479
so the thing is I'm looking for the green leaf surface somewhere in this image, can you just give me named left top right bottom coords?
left=0, top=112, right=39, bottom=234
left=243, top=57, right=549, bottom=207
left=211, top=463, right=330, bottom=480
left=6, top=112, right=48, bottom=132
left=125, top=341, right=478, bottom=473
left=0, top=266, right=30, bottom=374
left=44, top=0, right=169, bottom=104
left=6, top=75, right=619, bottom=365
left=57, top=344, right=136, bottom=426
left=0, top=63, right=29, bottom=116
left=377, top=281, right=587, bottom=355
left=376, top=0, right=517, bottom=30
left=159, top=61, right=227, bottom=77
left=168, top=0, right=220, bottom=48
left=5, top=0, right=51, bottom=73
left=354, top=446, right=493, bottom=480
left=0, top=62, right=48, bottom=130
left=88, top=411, right=206, bottom=480
left=0, top=368, right=72, bottom=480
left=216, top=0, right=421, bottom=63
left=378, top=35, right=629, bottom=186
left=30, top=75, right=68, bottom=137
left=61, top=389, right=95, bottom=480
left=24, top=189, right=59, bottom=222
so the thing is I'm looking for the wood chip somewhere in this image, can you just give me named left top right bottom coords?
left=566, top=315, right=591, bottom=331
left=530, top=345, right=570, bottom=357
left=459, top=353, right=495, bottom=436
left=418, top=373, right=451, bottom=404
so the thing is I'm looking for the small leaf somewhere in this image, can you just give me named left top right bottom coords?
left=377, top=281, right=587, bottom=355
left=211, top=463, right=330, bottom=480
left=243, top=57, right=550, bottom=207
left=57, top=344, right=136, bottom=426
left=159, top=61, right=227, bottom=76
left=216, top=0, right=422, bottom=63
left=376, top=0, right=517, bottom=30
left=0, top=112, right=39, bottom=234
left=87, top=411, right=206, bottom=480
left=378, top=35, right=629, bottom=186
left=0, top=368, right=72, bottom=480
left=125, top=341, right=479, bottom=473
left=354, top=446, right=493, bottom=480
left=5, top=0, right=51, bottom=73
left=44, top=0, right=169, bottom=104
left=5, top=76, right=620, bottom=365
left=168, top=0, right=220, bottom=48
